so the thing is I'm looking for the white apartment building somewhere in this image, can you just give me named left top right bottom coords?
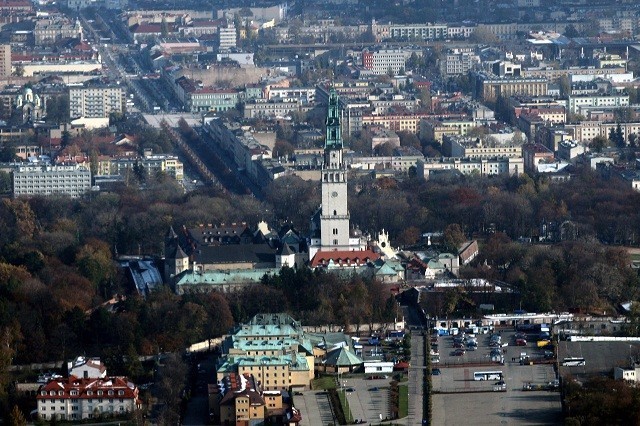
left=12, top=164, right=91, bottom=198
left=362, top=48, right=420, bottom=75
left=568, top=94, right=629, bottom=114
left=69, top=84, right=125, bottom=119
left=418, top=156, right=523, bottom=179
left=218, top=25, right=237, bottom=50
left=37, top=376, right=140, bottom=421
left=440, top=49, right=479, bottom=77
left=389, top=24, right=447, bottom=40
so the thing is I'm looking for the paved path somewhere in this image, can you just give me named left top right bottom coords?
left=407, top=330, right=426, bottom=425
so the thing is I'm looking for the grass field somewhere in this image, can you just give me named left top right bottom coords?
left=312, top=376, right=336, bottom=390
left=399, top=383, right=409, bottom=418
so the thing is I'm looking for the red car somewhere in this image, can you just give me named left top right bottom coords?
left=452, top=349, right=465, bottom=356
left=516, top=339, right=527, bottom=346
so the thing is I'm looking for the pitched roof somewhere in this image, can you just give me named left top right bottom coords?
left=279, top=243, right=295, bottom=256
left=310, top=249, right=380, bottom=268
left=323, top=347, right=363, bottom=367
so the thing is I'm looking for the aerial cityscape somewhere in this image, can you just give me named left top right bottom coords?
left=3, top=0, right=640, bottom=424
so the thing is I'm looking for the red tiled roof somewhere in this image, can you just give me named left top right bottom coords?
left=310, top=249, right=380, bottom=268
left=37, top=376, right=139, bottom=402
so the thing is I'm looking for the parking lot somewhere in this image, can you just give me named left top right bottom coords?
left=296, top=376, right=393, bottom=426
left=431, top=329, right=562, bottom=425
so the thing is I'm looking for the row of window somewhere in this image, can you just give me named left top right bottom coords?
left=42, top=390, right=125, bottom=396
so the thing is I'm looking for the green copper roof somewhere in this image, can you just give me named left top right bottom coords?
left=324, top=347, right=363, bottom=367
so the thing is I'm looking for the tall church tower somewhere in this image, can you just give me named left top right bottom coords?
left=320, top=90, right=351, bottom=251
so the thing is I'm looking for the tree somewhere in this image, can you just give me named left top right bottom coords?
left=8, top=405, right=26, bottom=426
left=444, top=223, right=465, bottom=251
left=563, top=24, right=579, bottom=38
left=590, top=135, right=609, bottom=152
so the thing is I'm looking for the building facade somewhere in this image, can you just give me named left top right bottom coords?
left=69, top=84, right=126, bottom=119
left=320, top=90, right=351, bottom=252
left=12, top=164, right=91, bottom=198
left=37, top=376, right=140, bottom=421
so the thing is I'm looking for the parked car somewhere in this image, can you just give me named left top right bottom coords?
left=452, top=349, right=466, bottom=356
left=431, top=368, right=441, bottom=375
left=516, top=339, right=527, bottom=346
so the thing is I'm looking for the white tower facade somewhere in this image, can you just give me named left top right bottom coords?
left=320, top=90, right=351, bottom=251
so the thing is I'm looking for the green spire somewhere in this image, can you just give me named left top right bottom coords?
left=325, top=89, right=342, bottom=149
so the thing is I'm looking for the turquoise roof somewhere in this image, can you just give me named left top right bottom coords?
left=324, top=347, right=363, bottom=367
left=427, top=259, right=446, bottom=270
left=218, top=354, right=310, bottom=373
left=375, top=263, right=397, bottom=276
left=233, top=323, right=304, bottom=340
left=175, top=268, right=279, bottom=287
left=232, top=337, right=302, bottom=352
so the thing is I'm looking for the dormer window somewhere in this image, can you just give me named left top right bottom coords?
left=58, top=391, right=63, bottom=396
left=87, top=391, right=93, bottom=396
left=108, top=390, right=114, bottom=396
left=118, top=390, right=124, bottom=396
left=97, top=391, right=103, bottom=396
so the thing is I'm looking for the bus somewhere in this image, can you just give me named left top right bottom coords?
left=473, top=371, right=503, bottom=381
left=561, top=357, right=585, bottom=366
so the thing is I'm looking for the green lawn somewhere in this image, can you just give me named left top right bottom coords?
left=398, top=383, right=409, bottom=418
left=337, top=389, right=353, bottom=423
left=312, top=376, right=336, bottom=390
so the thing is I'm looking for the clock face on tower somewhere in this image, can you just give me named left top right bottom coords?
left=331, top=191, right=338, bottom=198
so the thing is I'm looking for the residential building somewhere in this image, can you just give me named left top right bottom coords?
left=472, top=71, right=548, bottom=101
left=361, top=47, right=421, bottom=75
left=522, top=143, right=555, bottom=173
left=440, top=48, right=479, bottom=77
left=67, top=357, right=107, bottom=379
left=369, top=126, right=400, bottom=151
left=36, top=376, right=140, bottom=421
left=567, top=93, right=629, bottom=114
left=218, top=24, right=236, bottom=50
left=614, top=365, right=640, bottom=382
left=418, top=156, right=523, bottom=179
left=0, top=44, right=10, bottom=78
left=214, top=373, right=270, bottom=425
left=389, top=23, right=447, bottom=40
left=69, top=84, right=126, bottom=119
left=12, top=164, right=91, bottom=198
left=97, top=153, right=184, bottom=181
left=442, top=135, right=523, bottom=159
left=243, top=99, right=312, bottom=119
left=420, top=118, right=480, bottom=142
left=34, top=17, right=83, bottom=46
left=558, top=140, right=586, bottom=161
left=361, top=113, right=428, bottom=134
left=175, top=76, right=240, bottom=113
left=563, top=121, right=640, bottom=143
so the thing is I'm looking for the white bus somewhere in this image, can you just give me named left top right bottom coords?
left=473, top=371, right=503, bottom=381
left=562, top=357, right=585, bottom=367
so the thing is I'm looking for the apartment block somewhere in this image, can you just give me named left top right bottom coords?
left=440, top=49, right=479, bottom=77
left=97, top=154, right=184, bottom=181
left=12, top=164, right=91, bottom=198
left=389, top=23, right=447, bottom=40
left=418, top=156, right=523, bottom=179
left=362, top=47, right=421, bottom=75
left=69, top=84, right=126, bottom=119
left=567, top=94, right=629, bottom=115
left=0, top=44, right=10, bottom=78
